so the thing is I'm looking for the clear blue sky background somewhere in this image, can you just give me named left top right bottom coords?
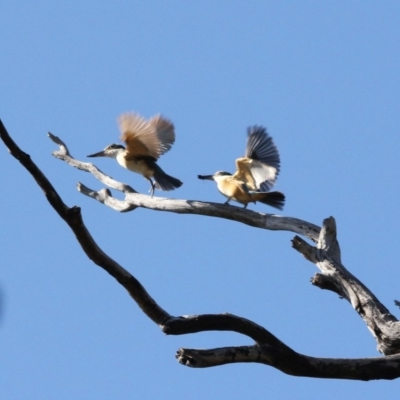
left=1, top=1, right=400, bottom=399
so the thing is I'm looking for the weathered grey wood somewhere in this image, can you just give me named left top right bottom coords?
left=292, top=217, right=400, bottom=355
left=49, top=133, right=320, bottom=241
left=49, top=132, right=137, bottom=195
left=1, top=120, right=400, bottom=380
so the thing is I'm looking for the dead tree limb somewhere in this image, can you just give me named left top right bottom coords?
left=292, top=218, right=400, bottom=355
left=1, top=119, right=400, bottom=381
left=49, top=132, right=320, bottom=242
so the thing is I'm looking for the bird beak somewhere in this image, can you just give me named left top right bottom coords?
left=87, top=150, right=106, bottom=158
left=198, top=174, right=214, bottom=181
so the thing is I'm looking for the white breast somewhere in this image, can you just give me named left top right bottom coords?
left=116, top=153, right=153, bottom=177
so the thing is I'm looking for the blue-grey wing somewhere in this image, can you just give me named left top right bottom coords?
left=245, top=126, right=281, bottom=191
left=245, top=126, right=280, bottom=172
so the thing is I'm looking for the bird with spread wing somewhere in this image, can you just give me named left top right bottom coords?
left=87, top=112, right=183, bottom=196
left=198, top=126, right=285, bottom=209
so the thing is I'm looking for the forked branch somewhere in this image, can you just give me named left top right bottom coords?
left=292, top=218, right=400, bottom=355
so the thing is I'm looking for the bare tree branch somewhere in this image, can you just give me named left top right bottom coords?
left=2, top=119, right=400, bottom=380
left=176, top=347, right=400, bottom=381
left=49, top=132, right=320, bottom=242
left=292, top=218, right=400, bottom=355
left=49, top=132, right=137, bottom=195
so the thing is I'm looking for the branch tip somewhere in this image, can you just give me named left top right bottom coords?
left=176, top=349, right=197, bottom=367
left=48, top=132, right=70, bottom=156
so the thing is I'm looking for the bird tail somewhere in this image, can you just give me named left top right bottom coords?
left=253, top=191, right=285, bottom=210
left=153, top=165, right=183, bottom=191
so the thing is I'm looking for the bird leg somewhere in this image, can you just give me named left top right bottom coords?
left=146, top=178, right=156, bottom=198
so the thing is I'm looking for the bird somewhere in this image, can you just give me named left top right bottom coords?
left=198, top=126, right=285, bottom=210
left=87, top=112, right=183, bottom=197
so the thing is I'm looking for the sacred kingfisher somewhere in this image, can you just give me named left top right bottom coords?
left=87, top=112, right=183, bottom=196
left=198, top=126, right=285, bottom=210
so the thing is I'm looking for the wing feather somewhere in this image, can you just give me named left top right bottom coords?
left=148, top=115, right=175, bottom=156
left=246, top=126, right=280, bottom=172
left=242, top=126, right=280, bottom=191
left=118, top=112, right=175, bottom=160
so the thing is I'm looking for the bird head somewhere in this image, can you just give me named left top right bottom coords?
left=198, top=171, right=232, bottom=182
left=87, top=144, right=126, bottom=159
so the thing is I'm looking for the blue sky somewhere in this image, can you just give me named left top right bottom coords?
left=1, top=1, right=400, bottom=399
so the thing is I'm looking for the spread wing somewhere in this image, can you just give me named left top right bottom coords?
left=118, top=113, right=175, bottom=160
left=244, top=126, right=280, bottom=191
left=148, top=115, right=176, bottom=155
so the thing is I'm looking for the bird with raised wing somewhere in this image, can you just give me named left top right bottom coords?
left=198, top=126, right=285, bottom=210
left=87, top=112, right=183, bottom=196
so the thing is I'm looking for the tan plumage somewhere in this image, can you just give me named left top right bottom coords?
left=87, top=112, right=182, bottom=196
left=198, top=126, right=285, bottom=210
left=233, top=157, right=278, bottom=191
left=119, top=113, right=175, bottom=160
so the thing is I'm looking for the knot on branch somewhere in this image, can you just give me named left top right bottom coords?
left=311, top=273, right=342, bottom=295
